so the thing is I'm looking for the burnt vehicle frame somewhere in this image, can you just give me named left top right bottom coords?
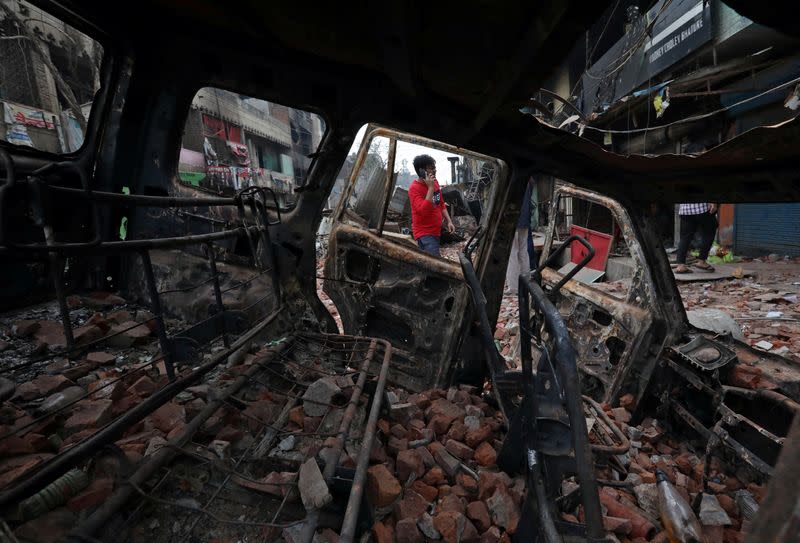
left=0, top=0, right=797, bottom=542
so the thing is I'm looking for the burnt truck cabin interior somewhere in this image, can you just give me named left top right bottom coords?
left=0, top=1, right=799, bottom=542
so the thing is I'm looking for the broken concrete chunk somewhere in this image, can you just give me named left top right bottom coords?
left=754, top=340, right=774, bottom=351
left=302, top=378, right=341, bottom=417
left=279, top=435, right=296, bottom=451
left=144, top=436, right=169, bottom=457
left=208, top=440, right=230, bottom=459
left=463, top=415, right=481, bottom=431
left=699, top=493, right=732, bottom=526
left=298, top=458, right=332, bottom=510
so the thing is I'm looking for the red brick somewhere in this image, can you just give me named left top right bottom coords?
left=478, top=470, right=511, bottom=500
left=67, top=477, right=114, bottom=512
left=283, top=406, right=302, bottom=427
left=391, top=423, right=408, bottom=439
left=367, top=464, right=401, bottom=507
left=395, top=518, right=423, bottom=543
left=474, top=442, right=497, bottom=467
left=480, top=526, right=502, bottom=543
left=126, top=376, right=156, bottom=397
left=486, top=486, right=521, bottom=533
left=396, top=449, right=425, bottom=483
left=466, top=501, right=491, bottom=532
left=456, top=473, right=478, bottom=495
left=445, top=439, right=474, bottom=461
left=64, top=400, right=113, bottom=433
left=0, top=433, right=51, bottom=456
left=465, top=423, right=493, bottom=449
left=86, top=351, right=116, bottom=367
left=433, top=511, right=479, bottom=543
left=411, top=480, right=438, bottom=502
left=447, top=421, right=467, bottom=442
left=437, top=494, right=466, bottom=515
left=388, top=436, right=409, bottom=456
left=603, top=516, right=632, bottom=535
left=372, top=521, right=394, bottom=543
left=150, top=402, right=185, bottom=433
left=0, top=454, right=53, bottom=489
left=88, top=378, right=126, bottom=401
left=429, top=414, right=455, bottom=436
left=423, top=466, right=446, bottom=486
left=395, top=489, right=428, bottom=520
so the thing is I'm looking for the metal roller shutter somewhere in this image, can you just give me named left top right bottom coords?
left=734, top=204, right=800, bottom=257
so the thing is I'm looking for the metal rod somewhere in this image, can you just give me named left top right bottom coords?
left=71, top=331, right=291, bottom=540
left=205, top=243, right=229, bottom=348
left=300, top=339, right=377, bottom=543
left=48, top=184, right=237, bottom=207
left=339, top=340, right=392, bottom=543
left=0, top=306, right=284, bottom=509
left=583, top=395, right=630, bottom=455
left=0, top=225, right=263, bottom=255
left=140, top=250, right=175, bottom=380
left=529, top=451, right=563, bottom=543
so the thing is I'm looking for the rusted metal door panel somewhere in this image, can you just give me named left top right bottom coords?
left=323, top=125, right=478, bottom=391
left=323, top=223, right=468, bottom=391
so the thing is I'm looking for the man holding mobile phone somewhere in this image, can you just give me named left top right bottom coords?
left=408, top=154, right=455, bottom=257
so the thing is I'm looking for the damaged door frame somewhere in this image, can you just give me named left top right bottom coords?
left=539, top=184, right=673, bottom=406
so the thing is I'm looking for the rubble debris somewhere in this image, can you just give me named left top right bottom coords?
left=302, top=377, right=342, bottom=417
left=298, top=457, right=332, bottom=510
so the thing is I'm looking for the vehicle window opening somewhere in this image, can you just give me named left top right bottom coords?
left=178, top=87, right=326, bottom=208
left=334, top=126, right=502, bottom=265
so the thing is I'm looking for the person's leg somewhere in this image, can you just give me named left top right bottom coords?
left=505, top=229, right=522, bottom=294
left=675, top=214, right=699, bottom=272
left=417, top=235, right=441, bottom=257
left=693, top=213, right=718, bottom=270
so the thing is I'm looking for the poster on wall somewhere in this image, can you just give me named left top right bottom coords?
left=3, top=102, right=57, bottom=130
left=5, top=123, right=34, bottom=147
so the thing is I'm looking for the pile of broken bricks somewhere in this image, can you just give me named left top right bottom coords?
left=366, top=386, right=523, bottom=543
left=579, top=394, right=763, bottom=543
left=360, top=384, right=763, bottom=543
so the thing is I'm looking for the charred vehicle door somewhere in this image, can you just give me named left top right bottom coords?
left=539, top=184, right=666, bottom=405
left=323, top=125, right=504, bottom=390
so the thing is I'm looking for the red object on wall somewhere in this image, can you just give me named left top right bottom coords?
left=226, top=123, right=242, bottom=143
left=202, top=114, right=225, bottom=138
left=570, top=225, right=613, bottom=271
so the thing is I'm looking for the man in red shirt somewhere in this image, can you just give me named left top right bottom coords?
left=409, top=154, right=455, bottom=256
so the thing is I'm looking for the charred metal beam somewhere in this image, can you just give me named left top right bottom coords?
left=518, top=277, right=604, bottom=541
